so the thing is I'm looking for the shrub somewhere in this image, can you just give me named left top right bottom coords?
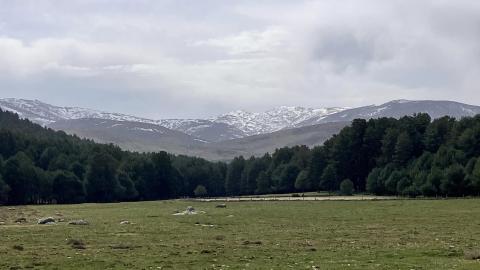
left=193, top=185, right=208, bottom=197
left=339, top=179, right=354, bottom=196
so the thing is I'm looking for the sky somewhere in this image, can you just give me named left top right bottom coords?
left=0, top=0, right=479, bottom=119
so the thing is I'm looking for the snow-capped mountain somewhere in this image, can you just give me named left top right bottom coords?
left=0, top=98, right=240, bottom=141
left=2, top=98, right=480, bottom=160
left=213, top=106, right=346, bottom=136
left=0, top=98, right=347, bottom=141
left=0, top=98, right=156, bottom=126
left=295, top=99, right=480, bottom=126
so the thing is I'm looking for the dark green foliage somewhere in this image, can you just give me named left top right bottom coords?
left=441, top=164, right=467, bottom=196
left=53, top=171, right=85, bottom=204
left=70, top=161, right=86, bottom=180
left=366, top=168, right=382, bottom=195
left=3, top=152, right=40, bottom=204
left=320, top=164, right=338, bottom=193
left=194, top=185, right=207, bottom=197
left=277, top=164, right=300, bottom=193
left=255, top=171, right=271, bottom=194
left=468, top=159, right=480, bottom=195
left=339, top=179, right=354, bottom=195
left=394, top=132, right=414, bottom=166
left=117, top=171, right=138, bottom=201
left=0, top=174, right=10, bottom=204
left=225, top=156, right=245, bottom=195
left=294, top=170, right=310, bottom=192
left=1, top=108, right=480, bottom=205
left=308, top=146, right=327, bottom=190
left=86, top=152, right=120, bottom=202
left=147, top=152, right=175, bottom=199
left=241, top=156, right=269, bottom=195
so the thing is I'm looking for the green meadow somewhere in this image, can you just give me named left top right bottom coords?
left=1, top=199, right=479, bottom=270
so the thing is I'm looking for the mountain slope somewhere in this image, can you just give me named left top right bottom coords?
left=49, top=118, right=348, bottom=160
left=3, top=98, right=480, bottom=161
left=297, top=100, right=480, bottom=126
left=207, top=121, right=349, bottom=159
left=0, top=98, right=347, bottom=141
left=49, top=118, right=207, bottom=155
left=213, top=106, right=345, bottom=136
left=0, top=98, right=245, bottom=142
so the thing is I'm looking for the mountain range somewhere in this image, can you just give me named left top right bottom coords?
left=1, top=98, right=479, bottom=160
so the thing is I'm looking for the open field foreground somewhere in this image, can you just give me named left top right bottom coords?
left=1, top=200, right=480, bottom=270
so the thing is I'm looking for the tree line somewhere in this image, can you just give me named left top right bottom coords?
left=0, top=109, right=479, bottom=205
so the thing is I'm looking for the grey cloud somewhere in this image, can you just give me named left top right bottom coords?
left=312, top=31, right=376, bottom=73
left=0, top=0, right=479, bottom=117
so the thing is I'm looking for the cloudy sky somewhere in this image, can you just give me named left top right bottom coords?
left=1, top=0, right=479, bottom=118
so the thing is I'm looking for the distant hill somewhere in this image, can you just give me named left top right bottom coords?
left=49, top=118, right=206, bottom=155
left=0, top=98, right=346, bottom=141
left=50, top=118, right=347, bottom=160
left=296, top=100, right=480, bottom=126
left=2, top=98, right=480, bottom=160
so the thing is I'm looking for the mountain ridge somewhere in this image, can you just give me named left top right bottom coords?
left=2, top=98, right=480, bottom=160
left=0, top=98, right=348, bottom=141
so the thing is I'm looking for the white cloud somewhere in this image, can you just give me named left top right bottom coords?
left=194, top=26, right=290, bottom=56
left=0, top=0, right=479, bottom=118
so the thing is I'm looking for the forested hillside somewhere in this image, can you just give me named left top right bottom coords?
left=1, top=109, right=479, bottom=205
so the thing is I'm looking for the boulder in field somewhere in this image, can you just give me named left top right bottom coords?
left=68, top=220, right=89, bottom=225
left=37, top=217, right=55, bottom=224
left=172, top=206, right=205, bottom=216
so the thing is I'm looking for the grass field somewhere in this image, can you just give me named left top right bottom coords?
left=1, top=199, right=479, bottom=270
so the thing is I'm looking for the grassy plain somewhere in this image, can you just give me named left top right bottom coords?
left=1, top=199, right=479, bottom=269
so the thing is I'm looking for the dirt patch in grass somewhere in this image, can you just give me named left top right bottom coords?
left=242, top=240, right=262, bottom=245
left=215, top=235, right=225, bottom=241
left=110, top=244, right=142, bottom=250
left=67, top=239, right=86, bottom=250
left=12, top=245, right=24, bottom=251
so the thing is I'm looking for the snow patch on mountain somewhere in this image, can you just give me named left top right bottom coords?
left=0, top=98, right=348, bottom=140
left=213, top=106, right=346, bottom=135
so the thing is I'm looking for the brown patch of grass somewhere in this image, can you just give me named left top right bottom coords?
left=67, top=239, right=86, bottom=250
left=214, top=235, right=225, bottom=241
left=110, top=243, right=142, bottom=250
left=12, top=245, right=24, bottom=251
left=242, top=240, right=262, bottom=245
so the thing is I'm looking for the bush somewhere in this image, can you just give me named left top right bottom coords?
left=193, top=185, right=207, bottom=197
left=339, top=179, right=354, bottom=196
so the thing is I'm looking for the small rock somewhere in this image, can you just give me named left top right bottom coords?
left=120, top=220, right=130, bottom=225
left=68, top=220, right=89, bottom=225
left=37, top=217, right=56, bottom=224
left=215, top=204, right=227, bottom=208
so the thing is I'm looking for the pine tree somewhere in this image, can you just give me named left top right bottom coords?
left=225, top=156, right=245, bottom=196
left=295, top=170, right=310, bottom=193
